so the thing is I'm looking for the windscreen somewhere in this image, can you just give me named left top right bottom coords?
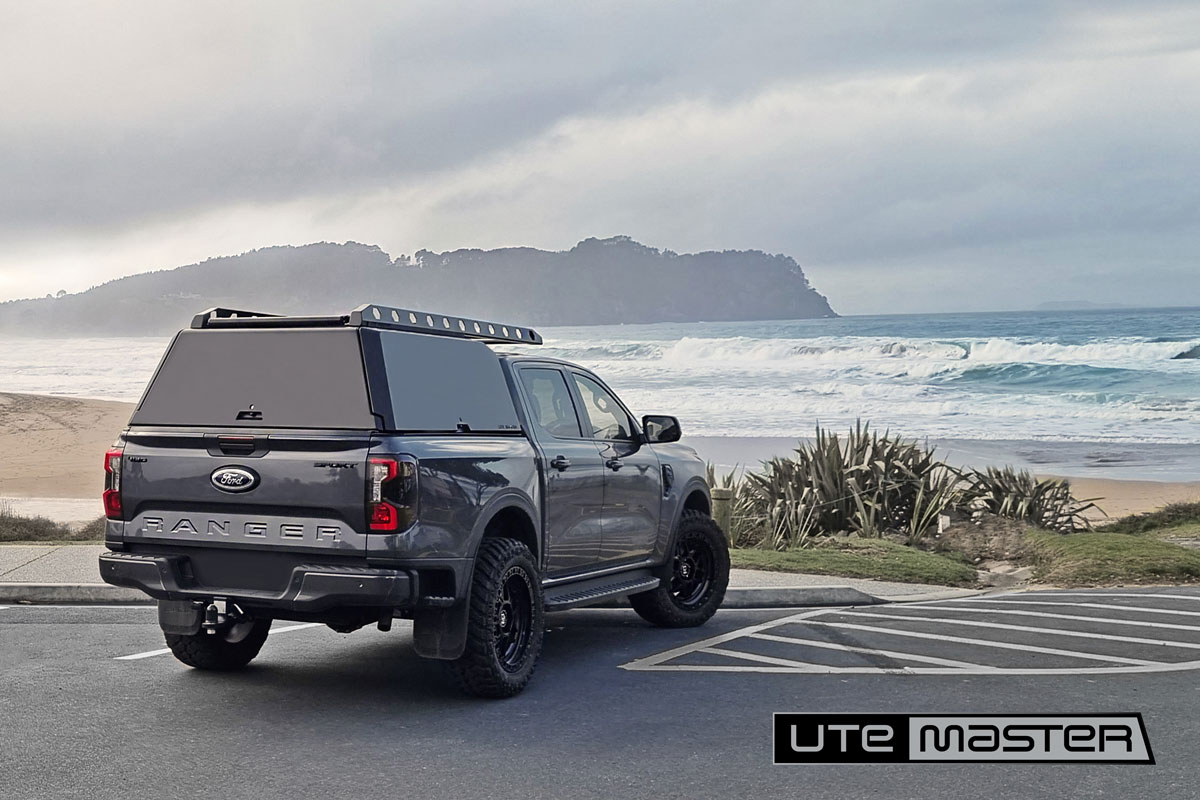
left=131, top=328, right=376, bottom=428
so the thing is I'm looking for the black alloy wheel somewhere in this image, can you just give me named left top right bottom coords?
left=450, top=537, right=545, bottom=697
left=671, top=532, right=716, bottom=609
left=494, top=566, right=535, bottom=673
left=629, top=510, right=730, bottom=628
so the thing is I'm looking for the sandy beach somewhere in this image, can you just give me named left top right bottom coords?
left=0, top=393, right=1196, bottom=520
left=0, top=392, right=133, bottom=500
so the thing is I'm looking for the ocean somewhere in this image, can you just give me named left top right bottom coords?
left=2, top=306, right=1198, bottom=479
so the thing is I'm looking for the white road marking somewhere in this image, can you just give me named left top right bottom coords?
left=749, top=632, right=985, bottom=669
left=837, top=610, right=1200, bottom=651
left=22, top=605, right=154, bottom=610
left=700, top=647, right=829, bottom=670
left=951, top=598, right=1200, bottom=618
left=115, top=622, right=323, bottom=661
left=798, top=620, right=1162, bottom=666
left=0, top=606, right=9, bottom=611
left=890, top=604, right=1200, bottom=633
left=115, top=647, right=173, bottom=661
left=696, top=644, right=981, bottom=674
left=624, top=661, right=1200, bottom=676
left=262, top=623, right=323, bottom=635
left=621, top=592, right=1200, bottom=675
left=620, top=609, right=829, bottom=670
left=983, top=592, right=1200, bottom=602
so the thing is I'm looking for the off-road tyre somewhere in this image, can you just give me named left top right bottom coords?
left=165, top=618, right=272, bottom=670
left=449, top=537, right=544, bottom=698
left=630, top=510, right=729, bottom=627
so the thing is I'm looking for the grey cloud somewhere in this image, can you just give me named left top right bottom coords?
left=0, top=1, right=1103, bottom=230
left=0, top=0, right=1197, bottom=310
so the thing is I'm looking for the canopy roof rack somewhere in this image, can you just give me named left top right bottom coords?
left=191, top=303, right=543, bottom=345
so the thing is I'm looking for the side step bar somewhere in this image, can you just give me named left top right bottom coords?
left=543, top=569, right=660, bottom=612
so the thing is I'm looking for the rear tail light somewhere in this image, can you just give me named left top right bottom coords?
left=367, top=455, right=418, bottom=532
left=103, top=446, right=124, bottom=519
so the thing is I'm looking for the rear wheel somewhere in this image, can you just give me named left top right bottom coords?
left=165, top=618, right=272, bottom=671
left=630, top=510, right=729, bottom=627
left=449, top=537, right=544, bottom=698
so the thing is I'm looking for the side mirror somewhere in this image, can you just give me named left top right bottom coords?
left=642, top=414, right=681, bottom=444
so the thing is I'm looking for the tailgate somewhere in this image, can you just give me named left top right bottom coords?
left=119, top=429, right=371, bottom=553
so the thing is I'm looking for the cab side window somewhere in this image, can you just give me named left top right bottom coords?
left=518, top=368, right=583, bottom=439
left=572, top=373, right=634, bottom=441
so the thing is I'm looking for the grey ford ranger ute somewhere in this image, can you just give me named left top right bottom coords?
left=99, top=304, right=729, bottom=697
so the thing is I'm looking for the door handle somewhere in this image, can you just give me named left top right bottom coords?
left=605, top=458, right=623, bottom=471
left=550, top=455, right=572, bottom=471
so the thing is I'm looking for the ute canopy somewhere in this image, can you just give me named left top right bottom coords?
left=132, top=329, right=376, bottom=429
left=132, top=327, right=521, bottom=433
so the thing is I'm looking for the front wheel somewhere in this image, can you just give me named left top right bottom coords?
left=448, top=537, right=544, bottom=698
left=630, top=510, right=729, bottom=627
left=164, top=617, right=272, bottom=670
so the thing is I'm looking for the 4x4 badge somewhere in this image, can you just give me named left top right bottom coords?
left=210, top=466, right=259, bottom=493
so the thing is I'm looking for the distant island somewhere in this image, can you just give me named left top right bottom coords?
left=0, top=236, right=836, bottom=336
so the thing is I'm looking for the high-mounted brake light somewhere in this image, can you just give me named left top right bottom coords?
left=367, top=456, right=418, bottom=532
left=103, top=446, right=124, bottom=519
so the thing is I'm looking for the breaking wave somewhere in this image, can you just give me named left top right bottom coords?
left=3, top=309, right=1199, bottom=444
left=541, top=334, right=1199, bottom=370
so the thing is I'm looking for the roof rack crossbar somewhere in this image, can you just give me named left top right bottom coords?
left=201, top=315, right=350, bottom=330
left=191, top=307, right=282, bottom=329
left=348, top=304, right=542, bottom=345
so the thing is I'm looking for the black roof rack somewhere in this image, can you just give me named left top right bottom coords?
left=191, top=303, right=542, bottom=345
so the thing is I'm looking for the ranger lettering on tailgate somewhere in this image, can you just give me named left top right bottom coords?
left=138, top=515, right=344, bottom=544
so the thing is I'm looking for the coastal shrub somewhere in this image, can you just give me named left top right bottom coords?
left=960, top=467, right=1098, bottom=534
left=78, top=516, right=108, bottom=539
left=709, top=424, right=1101, bottom=548
left=719, top=423, right=962, bottom=549
left=0, top=510, right=70, bottom=542
left=0, top=505, right=105, bottom=542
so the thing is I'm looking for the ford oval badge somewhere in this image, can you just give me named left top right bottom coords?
left=210, top=466, right=259, bottom=493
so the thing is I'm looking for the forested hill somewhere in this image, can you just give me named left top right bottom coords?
left=0, top=236, right=836, bottom=336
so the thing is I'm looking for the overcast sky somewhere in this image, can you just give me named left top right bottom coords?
left=1, top=1, right=1197, bottom=314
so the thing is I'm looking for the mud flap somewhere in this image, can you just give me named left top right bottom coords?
left=157, top=599, right=203, bottom=636
left=411, top=603, right=470, bottom=660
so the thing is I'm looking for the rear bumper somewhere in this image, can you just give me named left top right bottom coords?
left=99, top=551, right=414, bottom=613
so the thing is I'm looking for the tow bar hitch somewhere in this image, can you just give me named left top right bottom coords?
left=202, top=599, right=243, bottom=634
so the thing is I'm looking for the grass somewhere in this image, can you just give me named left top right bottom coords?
left=730, top=505, right=1200, bottom=588
left=1025, top=529, right=1200, bottom=586
left=730, top=539, right=978, bottom=587
left=1104, top=502, right=1200, bottom=535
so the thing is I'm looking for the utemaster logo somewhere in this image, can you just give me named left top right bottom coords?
left=773, top=714, right=1154, bottom=764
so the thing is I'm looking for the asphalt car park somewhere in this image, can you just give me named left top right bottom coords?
left=2, top=588, right=1197, bottom=800
left=625, top=589, right=1200, bottom=676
